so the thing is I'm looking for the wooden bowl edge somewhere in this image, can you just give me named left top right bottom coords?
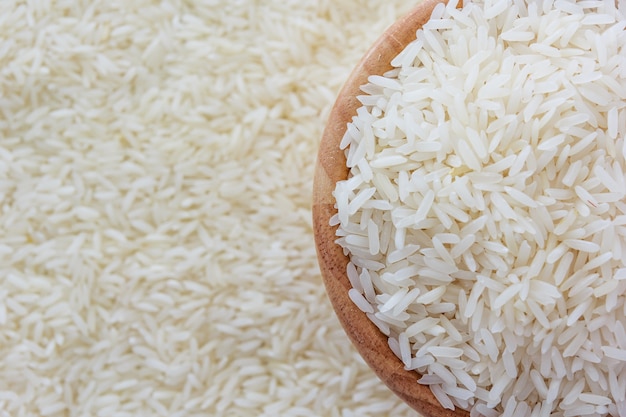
left=312, top=1, right=469, bottom=416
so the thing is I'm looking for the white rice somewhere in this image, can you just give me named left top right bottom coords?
left=333, top=0, right=626, bottom=415
left=0, top=1, right=425, bottom=416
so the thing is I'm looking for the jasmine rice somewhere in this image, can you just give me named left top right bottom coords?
left=333, top=0, right=626, bottom=416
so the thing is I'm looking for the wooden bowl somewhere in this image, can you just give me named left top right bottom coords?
left=312, top=1, right=469, bottom=416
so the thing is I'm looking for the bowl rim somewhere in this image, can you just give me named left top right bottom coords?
left=312, top=0, right=468, bottom=416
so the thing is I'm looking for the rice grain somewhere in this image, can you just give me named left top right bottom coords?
left=334, top=0, right=626, bottom=415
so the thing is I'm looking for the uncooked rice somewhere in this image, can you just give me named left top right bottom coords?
left=334, top=0, right=626, bottom=416
left=0, top=1, right=423, bottom=416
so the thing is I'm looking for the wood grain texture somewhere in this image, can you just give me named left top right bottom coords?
left=312, top=1, right=469, bottom=416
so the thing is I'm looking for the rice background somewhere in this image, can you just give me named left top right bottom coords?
left=0, top=1, right=422, bottom=416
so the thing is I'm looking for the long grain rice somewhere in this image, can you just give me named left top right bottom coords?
left=334, top=0, right=626, bottom=415
left=0, top=0, right=428, bottom=416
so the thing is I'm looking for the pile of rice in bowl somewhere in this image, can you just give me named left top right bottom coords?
left=332, top=0, right=626, bottom=416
